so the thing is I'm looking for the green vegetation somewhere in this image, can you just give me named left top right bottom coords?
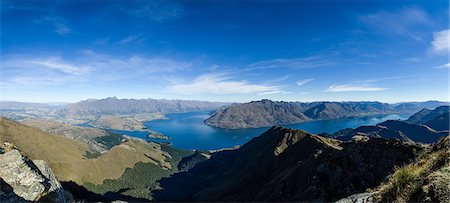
left=95, top=131, right=124, bottom=149
left=84, top=151, right=102, bottom=159
left=84, top=162, right=171, bottom=200
left=84, top=143, right=194, bottom=200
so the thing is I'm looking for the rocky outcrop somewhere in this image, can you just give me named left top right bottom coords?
left=204, top=100, right=397, bottom=129
left=0, top=144, right=67, bottom=202
left=336, top=192, right=376, bottom=203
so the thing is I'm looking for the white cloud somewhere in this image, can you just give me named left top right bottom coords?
left=245, top=56, right=333, bottom=71
left=431, top=29, right=450, bottom=54
left=296, top=78, right=314, bottom=87
left=360, top=7, right=431, bottom=39
left=1, top=51, right=192, bottom=88
left=78, top=50, right=191, bottom=80
left=325, top=84, right=387, bottom=92
left=434, top=63, right=450, bottom=69
left=29, top=58, right=89, bottom=75
left=167, top=73, right=284, bottom=95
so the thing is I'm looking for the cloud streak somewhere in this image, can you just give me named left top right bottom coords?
left=245, top=56, right=333, bottom=71
left=1, top=51, right=192, bottom=88
left=296, top=79, right=314, bottom=87
left=325, top=85, right=387, bottom=92
left=28, top=58, right=89, bottom=75
left=167, top=73, right=284, bottom=95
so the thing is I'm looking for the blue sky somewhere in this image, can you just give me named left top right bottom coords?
left=1, top=0, right=449, bottom=103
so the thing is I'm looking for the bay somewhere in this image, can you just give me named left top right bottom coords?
left=131, top=111, right=410, bottom=150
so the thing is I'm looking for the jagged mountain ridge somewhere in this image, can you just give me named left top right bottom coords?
left=205, top=100, right=401, bottom=129
left=407, top=105, right=450, bottom=131
left=153, top=126, right=423, bottom=202
left=330, top=106, right=450, bottom=143
left=57, top=97, right=228, bottom=118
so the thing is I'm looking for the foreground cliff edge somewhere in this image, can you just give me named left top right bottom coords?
left=0, top=143, right=68, bottom=202
left=0, top=116, right=449, bottom=202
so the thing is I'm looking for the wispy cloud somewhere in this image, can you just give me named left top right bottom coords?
left=167, top=73, right=284, bottom=95
left=117, top=33, right=145, bottom=44
left=1, top=51, right=192, bottom=88
left=126, top=0, right=183, bottom=22
left=245, top=56, right=333, bottom=71
left=296, top=79, right=314, bottom=87
left=354, top=76, right=406, bottom=83
left=28, top=58, right=89, bottom=75
left=325, top=84, right=387, bottom=92
left=263, top=75, right=290, bottom=84
left=434, top=63, right=450, bottom=69
left=431, top=29, right=450, bottom=54
left=360, top=7, right=431, bottom=40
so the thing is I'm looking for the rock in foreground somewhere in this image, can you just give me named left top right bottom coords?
left=0, top=144, right=67, bottom=202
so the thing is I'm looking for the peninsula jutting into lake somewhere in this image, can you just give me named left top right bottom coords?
left=1, top=0, right=449, bottom=202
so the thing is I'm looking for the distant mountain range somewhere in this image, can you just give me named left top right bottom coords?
left=205, top=99, right=449, bottom=129
left=407, top=106, right=450, bottom=131
left=328, top=106, right=449, bottom=143
left=56, top=97, right=228, bottom=118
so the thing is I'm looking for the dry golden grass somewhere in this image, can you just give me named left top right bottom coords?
left=373, top=147, right=449, bottom=203
left=0, top=117, right=171, bottom=185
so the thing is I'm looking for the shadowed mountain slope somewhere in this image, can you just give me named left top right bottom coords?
left=153, top=126, right=423, bottom=202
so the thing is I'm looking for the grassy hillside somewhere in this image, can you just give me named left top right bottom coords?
left=0, top=117, right=174, bottom=185
left=372, top=136, right=450, bottom=202
left=84, top=144, right=193, bottom=200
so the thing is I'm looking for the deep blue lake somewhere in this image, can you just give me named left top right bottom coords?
left=117, top=111, right=408, bottom=150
